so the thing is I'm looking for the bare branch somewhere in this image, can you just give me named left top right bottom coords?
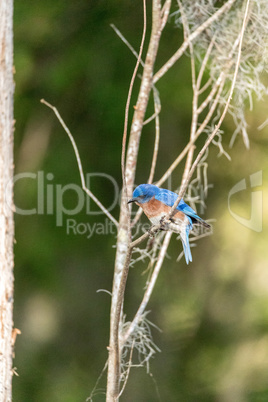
left=118, top=340, right=135, bottom=398
left=124, top=0, right=164, bottom=200
left=131, top=88, right=161, bottom=228
left=178, top=0, right=197, bottom=184
left=86, top=360, right=108, bottom=401
left=122, top=232, right=172, bottom=346
left=107, top=0, right=148, bottom=399
left=195, top=73, right=227, bottom=138
left=40, top=99, right=119, bottom=227
left=130, top=231, right=151, bottom=249
left=121, top=1, right=147, bottom=204
left=198, top=77, right=213, bottom=95
left=197, top=72, right=225, bottom=115
left=177, top=0, right=196, bottom=87
left=147, top=88, right=160, bottom=184
left=111, top=9, right=165, bottom=381
left=110, top=24, right=144, bottom=67
left=160, top=0, right=172, bottom=31
left=196, top=38, right=215, bottom=93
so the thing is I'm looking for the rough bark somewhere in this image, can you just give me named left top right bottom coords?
left=106, top=1, right=163, bottom=400
left=0, top=0, right=15, bottom=401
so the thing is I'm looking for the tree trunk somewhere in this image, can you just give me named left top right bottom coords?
left=0, top=0, right=15, bottom=401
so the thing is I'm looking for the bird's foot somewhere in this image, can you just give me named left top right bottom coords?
left=147, top=228, right=156, bottom=238
left=160, top=216, right=170, bottom=231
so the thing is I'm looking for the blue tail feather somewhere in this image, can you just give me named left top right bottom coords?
left=181, top=226, right=192, bottom=264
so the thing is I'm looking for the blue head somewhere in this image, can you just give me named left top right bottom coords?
left=128, top=184, right=160, bottom=204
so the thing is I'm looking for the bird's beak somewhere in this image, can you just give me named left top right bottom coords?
left=127, top=198, right=136, bottom=204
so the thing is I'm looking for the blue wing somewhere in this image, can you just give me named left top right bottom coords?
left=155, top=188, right=211, bottom=264
left=178, top=200, right=204, bottom=222
left=155, top=189, right=204, bottom=223
left=155, top=189, right=180, bottom=207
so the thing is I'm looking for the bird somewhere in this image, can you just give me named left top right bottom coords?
left=128, top=184, right=210, bottom=264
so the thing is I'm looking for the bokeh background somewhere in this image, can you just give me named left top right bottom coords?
left=13, top=1, right=268, bottom=401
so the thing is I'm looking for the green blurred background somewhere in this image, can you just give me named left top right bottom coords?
left=13, top=1, right=268, bottom=401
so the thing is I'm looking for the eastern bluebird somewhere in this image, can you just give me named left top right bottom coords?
left=128, top=184, right=210, bottom=264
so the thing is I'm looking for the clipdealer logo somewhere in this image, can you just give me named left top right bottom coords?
left=6, top=170, right=218, bottom=237
left=228, top=170, right=263, bottom=232
left=8, top=171, right=119, bottom=226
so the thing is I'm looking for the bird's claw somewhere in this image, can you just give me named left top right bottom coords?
left=160, top=216, right=170, bottom=231
left=147, top=228, right=156, bottom=238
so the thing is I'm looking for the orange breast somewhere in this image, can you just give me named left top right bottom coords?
left=173, top=209, right=186, bottom=222
left=137, top=197, right=185, bottom=221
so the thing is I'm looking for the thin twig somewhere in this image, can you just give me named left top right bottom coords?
left=40, top=99, right=119, bottom=227
left=178, top=0, right=196, bottom=87
left=198, top=77, right=213, bottom=95
left=122, top=232, right=172, bottom=345
left=196, top=38, right=215, bottom=93
left=131, top=87, right=161, bottom=228
left=195, top=73, right=227, bottom=137
left=148, top=88, right=161, bottom=184
left=178, top=0, right=198, bottom=185
left=130, top=231, right=151, bottom=249
left=121, top=1, right=147, bottom=205
left=189, top=230, right=213, bottom=242
left=124, top=0, right=166, bottom=200
left=87, top=360, right=109, bottom=401
left=110, top=24, right=145, bottom=67
left=160, top=0, right=172, bottom=31
left=156, top=67, right=229, bottom=188
left=118, top=340, right=135, bottom=398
